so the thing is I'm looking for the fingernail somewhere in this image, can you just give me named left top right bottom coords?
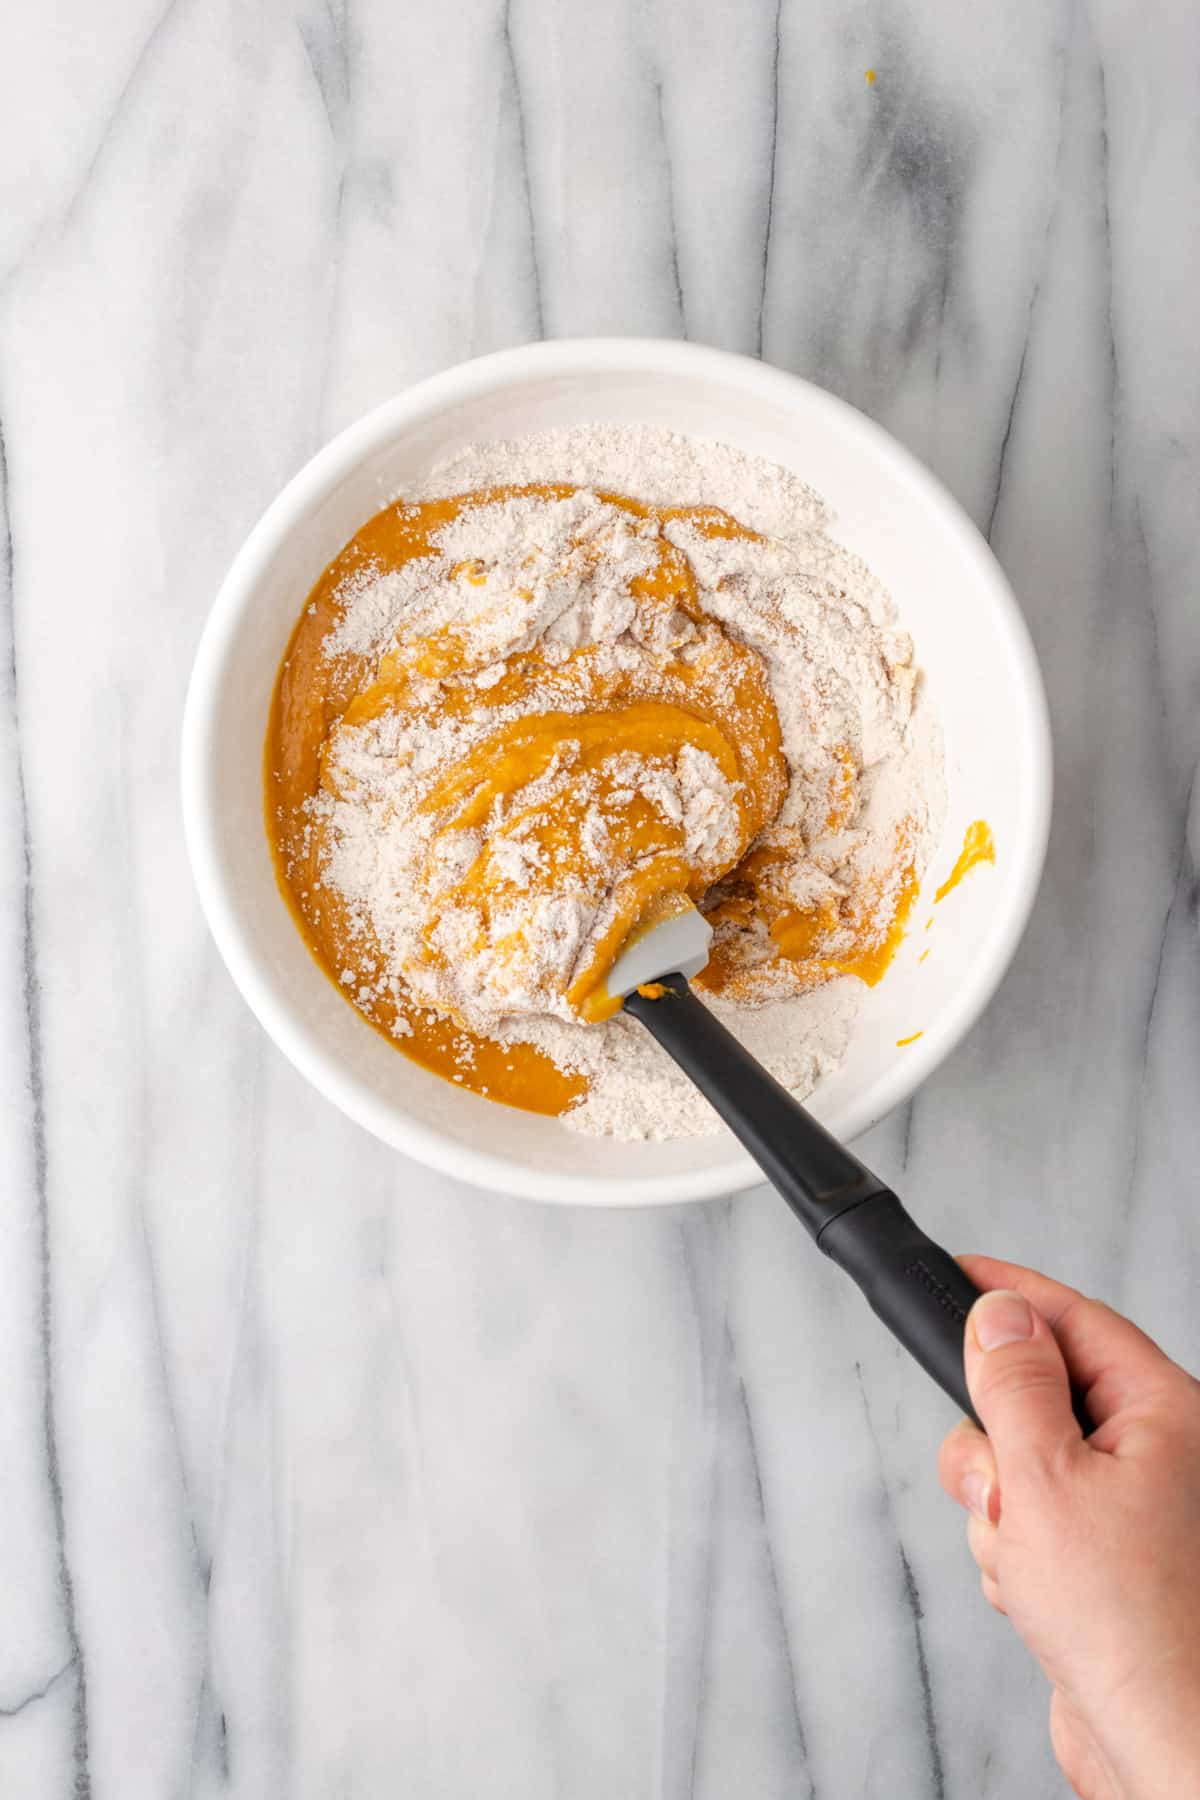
left=973, top=1290, right=1035, bottom=1352
left=961, top=1470, right=992, bottom=1521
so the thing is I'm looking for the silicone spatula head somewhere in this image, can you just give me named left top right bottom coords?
left=605, top=903, right=713, bottom=1001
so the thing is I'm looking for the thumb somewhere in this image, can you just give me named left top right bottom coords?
left=965, top=1288, right=1082, bottom=1477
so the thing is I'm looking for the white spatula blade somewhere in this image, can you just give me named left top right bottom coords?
left=606, top=905, right=713, bottom=1000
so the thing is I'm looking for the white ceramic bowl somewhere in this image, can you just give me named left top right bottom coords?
left=182, top=340, right=1051, bottom=1206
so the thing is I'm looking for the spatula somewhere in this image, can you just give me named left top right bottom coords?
left=609, top=904, right=1004, bottom=1428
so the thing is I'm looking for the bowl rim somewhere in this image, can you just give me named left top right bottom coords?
left=181, top=337, right=1052, bottom=1206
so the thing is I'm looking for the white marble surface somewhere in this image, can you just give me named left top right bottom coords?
left=2, top=0, right=1199, bottom=1793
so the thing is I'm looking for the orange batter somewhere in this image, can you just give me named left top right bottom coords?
left=934, top=819, right=996, bottom=903
left=265, top=484, right=923, bottom=1116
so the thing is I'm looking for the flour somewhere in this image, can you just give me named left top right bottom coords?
left=507, top=976, right=862, bottom=1140
left=308, top=426, right=944, bottom=1141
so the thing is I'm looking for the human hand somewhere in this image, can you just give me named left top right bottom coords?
left=937, top=1256, right=1200, bottom=1800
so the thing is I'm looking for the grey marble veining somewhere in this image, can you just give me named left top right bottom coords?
left=1, top=1, right=1198, bottom=1793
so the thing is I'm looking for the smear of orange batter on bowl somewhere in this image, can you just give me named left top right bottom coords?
left=934, top=820, right=996, bottom=904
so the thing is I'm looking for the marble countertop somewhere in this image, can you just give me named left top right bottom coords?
left=2, top=1, right=1198, bottom=1793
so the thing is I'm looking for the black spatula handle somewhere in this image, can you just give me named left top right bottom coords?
left=625, top=975, right=987, bottom=1421
left=816, top=1192, right=983, bottom=1416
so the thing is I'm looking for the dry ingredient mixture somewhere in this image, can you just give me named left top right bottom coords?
left=266, top=426, right=945, bottom=1139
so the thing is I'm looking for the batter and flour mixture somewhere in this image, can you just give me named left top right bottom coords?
left=266, top=426, right=944, bottom=1140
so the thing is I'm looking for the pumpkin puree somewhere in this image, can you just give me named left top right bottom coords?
left=265, top=485, right=924, bottom=1116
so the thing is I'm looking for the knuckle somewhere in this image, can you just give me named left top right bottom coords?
left=981, top=1573, right=1007, bottom=1616
left=936, top=1420, right=983, bottom=1492
left=975, top=1354, right=1062, bottom=1407
left=966, top=1514, right=998, bottom=1579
